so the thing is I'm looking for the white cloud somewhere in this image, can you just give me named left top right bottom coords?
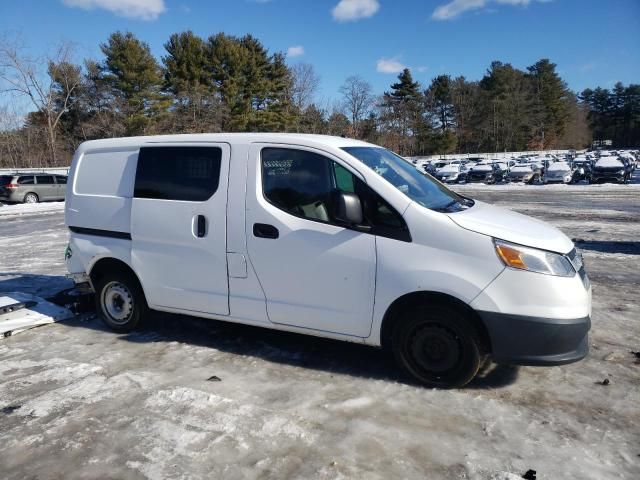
left=376, top=58, right=406, bottom=74
left=62, top=0, right=166, bottom=21
left=416, top=66, right=428, bottom=73
left=432, top=0, right=548, bottom=21
left=287, top=45, right=305, bottom=57
left=332, top=0, right=380, bottom=22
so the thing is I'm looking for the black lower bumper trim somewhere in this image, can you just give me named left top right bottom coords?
left=478, top=311, right=591, bottom=366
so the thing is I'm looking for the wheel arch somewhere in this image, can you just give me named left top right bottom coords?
left=89, top=257, right=145, bottom=298
left=379, top=291, right=492, bottom=353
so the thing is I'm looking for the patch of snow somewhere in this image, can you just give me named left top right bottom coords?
left=0, top=201, right=65, bottom=218
left=547, top=162, right=571, bottom=171
left=595, top=158, right=624, bottom=168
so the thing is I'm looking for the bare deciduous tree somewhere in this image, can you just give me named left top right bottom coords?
left=0, top=36, right=80, bottom=165
left=291, top=63, right=321, bottom=111
left=339, top=75, right=373, bottom=138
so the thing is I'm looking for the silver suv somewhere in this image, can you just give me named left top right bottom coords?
left=0, top=173, right=67, bottom=203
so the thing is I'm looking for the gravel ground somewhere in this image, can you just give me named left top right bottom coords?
left=0, top=180, right=639, bottom=480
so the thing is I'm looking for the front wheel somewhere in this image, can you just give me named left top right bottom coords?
left=95, top=270, right=148, bottom=332
left=392, top=305, right=485, bottom=388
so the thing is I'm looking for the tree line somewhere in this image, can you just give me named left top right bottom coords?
left=0, top=30, right=638, bottom=168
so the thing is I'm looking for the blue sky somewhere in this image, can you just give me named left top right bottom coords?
left=1, top=0, right=639, bottom=105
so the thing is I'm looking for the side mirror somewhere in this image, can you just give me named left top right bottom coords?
left=332, top=190, right=366, bottom=227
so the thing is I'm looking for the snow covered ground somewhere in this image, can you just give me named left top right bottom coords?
left=0, top=186, right=639, bottom=480
left=0, top=201, right=71, bottom=298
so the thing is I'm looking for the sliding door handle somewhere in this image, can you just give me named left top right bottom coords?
left=196, top=215, right=207, bottom=238
left=253, top=223, right=279, bottom=239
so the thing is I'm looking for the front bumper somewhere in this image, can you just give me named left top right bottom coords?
left=592, top=173, right=625, bottom=182
left=545, top=176, right=571, bottom=183
left=478, top=311, right=590, bottom=366
left=467, top=175, right=492, bottom=183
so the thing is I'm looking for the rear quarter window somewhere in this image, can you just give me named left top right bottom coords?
left=75, top=149, right=138, bottom=196
left=0, top=176, right=12, bottom=185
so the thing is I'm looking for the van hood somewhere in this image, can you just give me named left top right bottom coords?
left=447, top=201, right=573, bottom=253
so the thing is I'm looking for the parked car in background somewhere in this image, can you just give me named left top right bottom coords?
left=422, top=163, right=437, bottom=175
left=590, top=157, right=629, bottom=183
left=506, top=164, right=542, bottom=184
left=619, top=156, right=634, bottom=178
left=570, top=158, right=592, bottom=183
left=466, top=162, right=504, bottom=184
left=493, top=162, right=510, bottom=174
left=435, top=163, right=468, bottom=183
left=0, top=173, right=67, bottom=203
left=544, top=162, right=575, bottom=184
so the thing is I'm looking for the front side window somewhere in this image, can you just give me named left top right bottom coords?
left=343, top=147, right=471, bottom=212
left=261, top=147, right=410, bottom=241
left=134, top=146, right=222, bottom=201
left=36, top=175, right=55, bottom=184
left=55, top=175, right=68, bottom=184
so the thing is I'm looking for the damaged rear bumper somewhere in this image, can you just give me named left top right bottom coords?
left=66, top=272, right=93, bottom=293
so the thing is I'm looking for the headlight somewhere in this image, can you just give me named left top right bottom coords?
left=617, top=169, right=625, bottom=175
left=494, top=239, right=575, bottom=277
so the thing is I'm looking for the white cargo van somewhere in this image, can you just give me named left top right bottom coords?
left=65, top=134, right=591, bottom=387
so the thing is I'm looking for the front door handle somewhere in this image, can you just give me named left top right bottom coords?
left=197, top=215, right=206, bottom=237
left=253, top=223, right=279, bottom=239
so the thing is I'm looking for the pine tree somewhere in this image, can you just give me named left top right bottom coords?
left=389, top=68, right=421, bottom=101
left=163, top=31, right=208, bottom=96
left=526, top=59, right=572, bottom=148
left=162, top=31, right=222, bottom=132
left=100, top=31, right=168, bottom=135
left=380, top=68, right=425, bottom=155
left=479, top=61, right=533, bottom=151
left=425, top=75, right=455, bottom=132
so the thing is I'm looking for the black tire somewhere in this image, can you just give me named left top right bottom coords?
left=23, top=192, right=39, bottom=203
left=392, top=304, right=485, bottom=388
left=94, top=270, right=148, bottom=332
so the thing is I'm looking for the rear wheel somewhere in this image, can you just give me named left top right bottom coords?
left=94, top=270, right=148, bottom=332
left=392, top=305, right=485, bottom=388
left=23, top=192, right=39, bottom=203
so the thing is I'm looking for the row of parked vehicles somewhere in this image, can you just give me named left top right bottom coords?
left=415, top=150, right=638, bottom=185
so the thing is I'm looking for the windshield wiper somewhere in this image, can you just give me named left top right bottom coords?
left=433, top=200, right=459, bottom=212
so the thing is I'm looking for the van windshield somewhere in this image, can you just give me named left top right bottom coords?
left=342, top=147, right=471, bottom=212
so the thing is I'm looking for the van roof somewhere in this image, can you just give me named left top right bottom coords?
left=77, top=133, right=376, bottom=152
